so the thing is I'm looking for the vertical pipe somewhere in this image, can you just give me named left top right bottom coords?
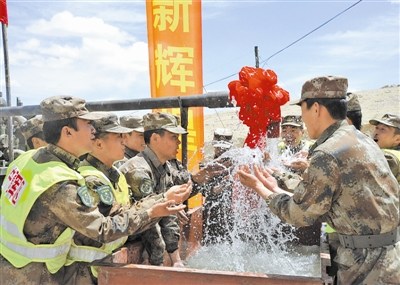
left=180, top=107, right=188, bottom=167
left=254, top=46, right=259, bottom=68
left=2, top=23, right=13, bottom=161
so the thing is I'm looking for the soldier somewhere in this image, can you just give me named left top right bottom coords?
left=0, top=96, right=190, bottom=285
left=200, top=128, right=234, bottom=244
left=120, top=112, right=190, bottom=267
left=71, top=112, right=191, bottom=282
left=345, top=92, right=362, bottom=130
left=212, top=128, right=233, bottom=159
left=278, top=115, right=309, bottom=155
left=370, top=113, right=400, bottom=184
left=120, top=114, right=146, bottom=159
left=238, top=76, right=399, bottom=284
left=19, top=115, right=47, bottom=150
left=278, top=115, right=311, bottom=174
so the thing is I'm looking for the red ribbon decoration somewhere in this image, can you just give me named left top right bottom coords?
left=228, top=66, right=290, bottom=148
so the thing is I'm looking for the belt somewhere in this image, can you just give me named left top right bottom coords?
left=338, top=226, right=400, bottom=249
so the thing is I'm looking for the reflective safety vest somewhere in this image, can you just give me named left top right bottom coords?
left=67, top=165, right=130, bottom=277
left=0, top=150, right=85, bottom=273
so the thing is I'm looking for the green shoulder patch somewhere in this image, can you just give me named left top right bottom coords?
left=96, top=185, right=114, bottom=205
left=77, top=185, right=94, bottom=207
left=139, top=179, right=153, bottom=197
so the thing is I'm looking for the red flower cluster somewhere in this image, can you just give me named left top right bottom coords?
left=228, top=66, right=290, bottom=148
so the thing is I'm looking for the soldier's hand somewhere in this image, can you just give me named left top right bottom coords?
left=165, top=182, right=192, bottom=204
left=284, top=158, right=309, bottom=172
left=191, top=157, right=232, bottom=184
left=177, top=209, right=189, bottom=225
left=237, top=165, right=265, bottom=191
left=147, top=201, right=186, bottom=218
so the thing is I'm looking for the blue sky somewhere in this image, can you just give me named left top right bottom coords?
left=1, top=0, right=399, bottom=107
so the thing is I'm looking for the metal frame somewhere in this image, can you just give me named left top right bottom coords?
left=0, top=91, right=232, bottom=165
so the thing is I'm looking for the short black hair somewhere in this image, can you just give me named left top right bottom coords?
left=26, top=131, right=45, bottom=149
left=43, top=117, right=78, bottom=145
left=144, top=129, right=165, bottom=144
left=346, top=110, right=362, bottom=130
left=305, top=98, right=347, bottom=120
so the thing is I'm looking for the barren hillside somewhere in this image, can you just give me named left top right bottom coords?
left=204, top=85, right=400, bottom=149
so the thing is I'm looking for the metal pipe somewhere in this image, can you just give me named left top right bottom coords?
left=0, top=92, right=232, bottom=118
left=2, top=23, right=14, bottom=161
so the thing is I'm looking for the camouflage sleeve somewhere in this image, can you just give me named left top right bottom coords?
left=158, top=215, right=180, bottom=253
left=123, top=167, right=155, bottom=200
left=269, top=151, right=338, bottom=227
left=47, top=181, right=161, bottom=243
left=272, top=171, right=302, bottom=193
left=384, top=152, right=400, bottom=184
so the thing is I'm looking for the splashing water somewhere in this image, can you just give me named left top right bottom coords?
left=186, top=141, right=321, bottom=277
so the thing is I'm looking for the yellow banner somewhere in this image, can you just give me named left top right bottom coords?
left=146, top=0, right=204, bottom=172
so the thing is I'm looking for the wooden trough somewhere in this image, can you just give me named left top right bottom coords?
left=97, top=207, right=333, bottom=285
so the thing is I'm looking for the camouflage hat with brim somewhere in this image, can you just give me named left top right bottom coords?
left=369, top=113, right=400, bottom=130
left=213, top=140, right=233, bottom=149
left=120, top=114, right=144, bottom=133
left=92, top=112, right=133, bottom=134
left=143, top=112, right=188, bottom=134
left=291, top=76, right=348, bottom=105
left=346, top=92, right=361, bottom=112
left=281, top=115, right=303, bottom=128
left=19, top=115, right=44, bottom=140
left=0, top=134, right=8, bottom=148
left=40, top=96, right=104, bottom=122
left=212, top=128, right=233, bottom=148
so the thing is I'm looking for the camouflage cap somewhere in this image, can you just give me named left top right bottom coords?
left=369, top=113, right=400, bottom=130
left=281, top=115, right=303, bottom=128
left=92, top=112, right=133, bottom=134
left=19, top=115, right=44, bottom=140
left=0, top=134, right=8, bottom=148
left=291, top=76, right=348, bottom=105
left=143, top=112, right=188, bottom=134
left=212, top=128, right=233, bottom=149
left=120, top=114, right=144, bottom=133
left=40, top=96, right=104, bottom=122
left=346, top=92, right=361, bottom=112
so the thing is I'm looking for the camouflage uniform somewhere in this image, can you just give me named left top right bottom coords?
left=120, top=147, right=179, bottom=265
left=384, top=147, right=400, bottom=184
left=0, top=97, right=164, bottom=285
left=268, top=76, right=400, bottom=284
left=119, top=112, right=188, bottom=265
left=201, top=128, right=234, bottom=244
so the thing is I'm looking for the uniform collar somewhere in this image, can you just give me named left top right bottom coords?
left=125, top=147, right=139, bottom=159
left=46, top=144, right=81, bottom=171
left=84, top=153, right=120, bottom=183
left=308, top=120, right=345, bottom=157
left=142, top=146, right=170, bottom=176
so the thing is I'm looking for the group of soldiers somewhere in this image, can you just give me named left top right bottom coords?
left=0, top=75, right=399, bottom=285
left=0, top=96, right=230, bottom=284
left=238, top=75, right=399, bottom=284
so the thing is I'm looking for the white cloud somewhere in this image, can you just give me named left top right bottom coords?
left=9, top=11, right=150, bottom=105
left=318, top=14, right=399, bottom=60
left=27, top=11, right=135, bottom=44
